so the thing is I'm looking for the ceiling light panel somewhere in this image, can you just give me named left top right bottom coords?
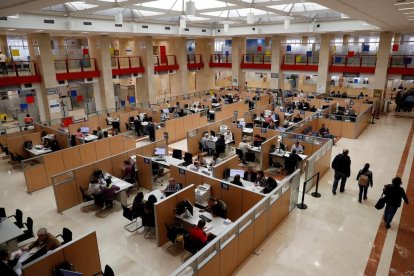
left=140, top=0, right=233, bottom=11
left=202, top=8, right=271, bottom=18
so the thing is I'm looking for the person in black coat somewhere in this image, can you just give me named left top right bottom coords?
left=284, top=149, right=303, bottom=175
left=0, top=249, right=18, bottom=276
left=383, top=177, right=409, bottom=229
left=146, top=117, right=155, bottom=142
left=231, top=174, right=243, bottom=186
left=331, top=149, right=351, bottom=194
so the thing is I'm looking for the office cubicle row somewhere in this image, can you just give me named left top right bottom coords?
left=21, top=231, right=102, bottom=276
left=170, top=169, right=301, bottom=276
left=22, top=133, right=136, bottom=194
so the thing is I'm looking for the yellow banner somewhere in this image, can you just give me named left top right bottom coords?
left=11, top=49, right=20, bottom=57
left=295, top=55, right=302, bottom=63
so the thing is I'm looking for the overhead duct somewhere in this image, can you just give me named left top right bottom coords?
left=186, top=1, right=196, bottom=15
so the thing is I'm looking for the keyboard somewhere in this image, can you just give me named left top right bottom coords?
left=199, top=215, right=212, bottom=223
left=180, top=162, right=191, bottom=167
left=201, top=170, right=210, bottom=175
left=154, top=158, right=166, bottom=161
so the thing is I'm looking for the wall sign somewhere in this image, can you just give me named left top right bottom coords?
left=270, top=73, right=278, bottom=79
left=221, top=182, right=229, bottom=190
left=144, top=158, right=150, bottom=164
left=179, top=168, right=186, bottom=175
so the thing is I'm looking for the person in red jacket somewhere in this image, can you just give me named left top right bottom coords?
left=189, top=220, right=209, bottom=245
left=101, top=179, right=120, bottom=208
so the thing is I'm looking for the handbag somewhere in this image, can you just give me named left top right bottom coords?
left=375, top=193, right=386, bottom=210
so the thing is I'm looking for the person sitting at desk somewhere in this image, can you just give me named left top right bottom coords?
left=87, top=178, right=102, bottom=198
left=291, top=141, right=304, bottom=154
left=264, top=113, right=273, bottom=124
left=162, top=178, right=181, bottom=196
left=224, top=129, right=233, bottom=141
left=142, top=114, right=149, bottom=122
left=319, top=124, right=336, bottom=145
left=303, top=101, right=310, bottom=110
left=42, top=137, right=51, bottom=148
left=195, top=153, right=207, bottom=167
left=0, top=248, right=18, bottom=276
left=231, top=174, right=243, bottom=186
left=346, top=107, right=356, bottom=116
left=189, top=220, right=211, bottom=246
left=234, top=94, right=240, bottom=102
left=160, top=110, right=169, bottom=122
left=96, top=126, right=104, bottom=139
left=297, top=101, right=304, bottom=110
left=267, top=120, right=276, bottom=130
left=284, top=149, right=303, bottom=175
left=101, top=179, right=120, bottom=209
left=23, top=228, right=61, bottom=252
left=342, top=91, right=348, bottom=98
left=202, top=197, right=227, bottom=219
left=244, top=167, right=257, bottom=182
left=210, top=153, right=222, bottom=166
left=106, top=113, right=113, bottom=125
left=75, top=128, right=84, bottom=138
left=187, top=161, right=200, bottom=172
left=271, top=112, right=280, bottom=123
left=143, top=195, right=157, bottom=227
left=24, top=114, right=33, bottom=126
left=255, top=171, right=267, bottom=187
left=309, top=105, right=317, bottom=112
left=293, top=114, right=303, bottom=123
left=122, top=160, right=135, bottom=184
left=358, top=92, right=364, bottom=99
left=201, top=133, right=209, bottom=152
left=238, top=137, right=249, bottom=154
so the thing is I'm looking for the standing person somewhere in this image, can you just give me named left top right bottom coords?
left=383, top=177, right=409, bottom=229
left=331, top=149, right=351, bottom=194
left=356, top=163, right=373, bottom=203
left=146, top=117, right=155, bottom=142
left=0, top=50, right=7, bottom=75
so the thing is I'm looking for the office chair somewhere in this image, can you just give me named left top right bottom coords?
left=103, top=131, right=109, bottom=138
left=152, top=163, right=164, bottom=185
left=262, top=122, right=269, bottom=129
left=56, top=227, right=73, bottom=245
left=8, top=209, right=24, bottom=228
left=165, top=222, right=185, bottom=251
left=79, top=187, right=94, bottom=208
left=122, top=204, right=141, bottom=232
left=183, top=233, right=203, bottom=255
left=142, top=212, right=156, bottom=239
left=172, top=149, right=182, bottom=160
left=0, top=207, right=5, bottom=217
left=17, top=217, right=34, bottom=243
left=181, top=152, right=193, bottom=166
left=236, top=148, right=244, bottom=160
left=70, top=135, right=76, bottom=147
left=93, top=130, right=98, bottom=135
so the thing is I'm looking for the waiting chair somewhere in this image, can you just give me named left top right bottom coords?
left=17, top=217, right=34, bottom=243
left=0, top=207, right=5, bottom=217
left=122, top=205, right=141, bottom=232
left=8, top=209, right=24, bottom=228
left=56, top=227, right=72, bottom=245
left=172, top=149, right=182, bottom=160
left=142, top=212, right=156, bottom=239
left=165, top=223, right=185, bottom=251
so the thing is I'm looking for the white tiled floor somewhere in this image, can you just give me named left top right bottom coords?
left=1, top=114, right=411, bottom=276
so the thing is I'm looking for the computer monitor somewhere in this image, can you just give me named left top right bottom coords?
left=253, top=140, right=263, bottom=147
left=58, top=270, right=83, bottom=276
left=229, top=169, right=245, bottom=178
left=184, top=152, right=193, bottom=164
left=162, top=108, right=170, bottom=114
left=154, top=147, right=166, bottom=156
left=80, top=127, right=89, bottom=134
left=238, top=121, right=246, bottom=127
left=176, top=200, right=193, bottom=216
left=279, top=143, right=286, bottom=151
left=338, top=106, right=346, bottom=112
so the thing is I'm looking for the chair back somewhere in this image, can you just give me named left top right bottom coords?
left=216, top=144, right=225, bottom=155
left=79, top=187, right=87, bottom=202
left=122, top=204, right=134, bottom=221
left=172, top=149, right=182, bottom=160
left=0, top=207, right=5, bottom=217
left=62, top=227, right=72, bottom=244
left=183, top=233, right=202, bottom=254
left=26, top=217, right=33, bottom=233
left=235, top=148, right=243, bottom=159
left=15, top=209, right=23, bottom=226
left=184, top=152, right=193, bottom=163
left=103, top=265, right=115, bottom=276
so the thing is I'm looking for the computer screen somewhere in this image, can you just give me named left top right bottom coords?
left=229, top=169, right=245, bottom=177
left=184, top=152, right=193, bottom=163
left=80, top=127, right=89, bottom=133
left=238, top=121, right=246, bottom=127
left=154, top=147, right=166, bottom=156
left=176, top=200, right=193, bottom=216
left=280, top=143, right=286, bottom=151
left=162, top=109, right=170, bottom=114
left=58, top=270, right=83, bottom=276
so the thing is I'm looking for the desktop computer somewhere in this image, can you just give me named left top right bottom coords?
left=176, top=200, right=194, bottom=218
left=154, top=147, right=166, bottom=160
left=80, top=127, right=89, bottom=134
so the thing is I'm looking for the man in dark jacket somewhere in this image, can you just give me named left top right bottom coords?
left=331, top=149, right=351, bottom=194
left=383, top=177, right=409, bottom=229
left=284, top=149, right=303, bottom=175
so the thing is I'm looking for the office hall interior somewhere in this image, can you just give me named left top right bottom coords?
left=0, top=0, right=413, bottom=275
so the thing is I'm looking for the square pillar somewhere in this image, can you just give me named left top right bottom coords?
left=373, top=32, right=393, bottom=100
left=169, top=37, right=188, bottom=96
left=232, top=37, right=246, bottom=87
left=88, top=35, right=115, bottom=110
left=195, top=38, right=215, bottom=91
left=270, top=36, right=285, bottom=90
left=316, top=34, right=334, bottom=94
left=134, top=37, right=155, bottom=103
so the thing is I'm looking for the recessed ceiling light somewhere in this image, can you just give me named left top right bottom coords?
left=81, top=31, right=89, bottom=33
left=8, top=28, right=15, bottom=31
left=394, top=1, right=414, bottom=5
left=398, top=7, right=414, bottom=10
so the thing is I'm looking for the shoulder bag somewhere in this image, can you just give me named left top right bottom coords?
left=375, top=193, right=386, bottom=210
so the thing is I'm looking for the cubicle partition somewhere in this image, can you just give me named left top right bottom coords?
left=214, top=101, right=249, bottom=121
left=34, top=124, right=70, bottom=149
left=5, top=131, right=41, bottom=158
left=22, top=231, right=101, bottom=276
left=170, top=169, right=301, bottom=276
left=22, top=134, right=136, bottom=193
left=242, top=103, right=274, bottom=125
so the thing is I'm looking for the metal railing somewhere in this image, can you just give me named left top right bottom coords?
left=54, top=58, right=98, bottom=73
left=0, top=61, right=39, bottom=78
left=283, top=54, right=319, bottom=65
left=331, top=54, right=377, bottom=67
left=242, top=54, right=271, bottom=64
left=153, top=55, right=177, bottom=67
left=210, top=54, right=232, bottom=64
left=111, top=56, right=143, bottom=69
left=389, top=55, right=414, bottom=68
left=187, top=54, right=203, bottom=64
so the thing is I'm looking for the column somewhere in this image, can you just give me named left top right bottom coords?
left=270, top=36, right=285, bottom=90
left=342, top=34, right=350, bottom=46
left=316, top=34, right=334, bottom=94
left=0, top=35, right=7, bottom=53
left=134, top=37, right=155, bottom=103
left=372, top=32, right=393, bottom=100
left=301, top=36, right=308, bottom=44
left=231, top=37, right=246, bottom=87
left=195, top=38, right=215, bottom=91
left=169, top=37, right=188, bottom=96
left=27, top=33, right=58, bottom=121
left=88, top=35, right=115, bottom=110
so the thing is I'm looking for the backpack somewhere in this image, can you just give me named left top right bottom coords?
left=358, top=172, right=369, bottom=186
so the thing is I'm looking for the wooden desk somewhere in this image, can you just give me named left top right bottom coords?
left=0, top=218, right=24, bottom=251
left=25, top=146, right=52, bottom=157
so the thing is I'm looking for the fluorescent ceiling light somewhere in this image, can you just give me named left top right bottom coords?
left=403, top=11, right=414, bottom=14
left=398, top=7, right=414, bottom=10
left=394, top=1, right=414, bottom=5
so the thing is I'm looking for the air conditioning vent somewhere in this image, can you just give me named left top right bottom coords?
left=83, top=22, right=92, bottom=26
left=184, top=28, right=189, bottom=31
left=142, top=25, right=148, bottom=29
left=58, top=80, right=65, bottom=85
left=165, top=26, right=170, bottom=30
left=115, top=24, right=122, bottom=27
left=44, top=19, right=55, bottom=24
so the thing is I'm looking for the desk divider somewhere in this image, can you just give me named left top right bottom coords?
left=154, top=184, right=195, bottom=247
left=260, top=135, right=277, bottom=172
left=136, top=155, right=153, bottom=190
left=22, top=231, right=101, bottom=276
left=229, top=123, right=242, bottom=147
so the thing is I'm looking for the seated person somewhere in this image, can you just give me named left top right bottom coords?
left=202, top=197, right=227, bottom=219
left=309, top=105, right=317, bottom=112
left=87, top=178, right=102, bottom=198
left=231, top=174, right=243, bottom=186
left=319, top=123, right=336, bottom=144
left=75, top=128, right=84, bottom=138
left=291, top=141, right=304, bottom=154
left=284, top=149, right=303, bottom=175
left=122, top=160, right=135, bottom=184
left=223, top=129, right=233, bottom=141
left=255, top=170, right=267, bottom=187
left=293, top=114, right=303, bottom=123
left=0, top=248, right=18, bottom=276
left=42, top=137, right=51, bottom=148
left=252, top=134, right=265, bottom=147
left=244, top=166, right=257, bottom=182
left=162, top=178, right=182, bottom=196
left=23, top=228, right=61, bottom=252
left=101, top=179, right=120, bottom=208
left=357, top=92, right=364, bottom=99
left=189, top=220, right=211, bottom=246
left=267, top=120, right=276, bottom=130
left=303, top=101, right=310, bottom=110
left=347, top=107, right=356, bottom=116
left=130, top=192, right=145, bottom=217
left=143, top=195, right=157, bottom=227
left=160, top=110, right=169, bottom=122
left=195, top=153, right=207, bottom=166
left=106, top=113, right=112, bottom=125
left=342, top=92, right=348, bottom=98
left=271, top=112, right=280, bottom=123
left=187, top=161, right=200, bottom=172
left=263, top=176, right=278, bottom=194
left=96, top=126, right=104, bottom=139
left=24, top=114, right=34, bottom=126
left=210, top=153, right=223, bottom=166
left=91, top=169, right=105, bottom=184
left=238, top=137, right=249, bottom=155
left=201, top=133, right=210, bottom=151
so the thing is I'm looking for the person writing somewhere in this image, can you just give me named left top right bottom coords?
left=23, top=228, right=61, bottom=252
left=96, top=126, right=104, bottom=139
left=291, top=141, right=304, bottom=154
left=255, top=171, right=267, bottom=187
left=202, top=197, right=227, bottom=219
left=189, top=220, right=210, bottom=246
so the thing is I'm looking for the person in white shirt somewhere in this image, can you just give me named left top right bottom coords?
left=224, top=129, right=233, bottom=141
left=87, top=179, right=102, bottom=197
left=238, top=137, right=249, bottom=154
left=201, top=132, right=210, bottom=151
left=291, top=141, right=304, bottom=154
left=187, top=161, right=200, bottom=172
left=161, top=110, right=169, bottom=122
left=0, top=50, right=7, bottom=75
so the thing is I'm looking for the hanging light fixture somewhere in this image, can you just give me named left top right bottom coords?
left=224, top=23, right=229, bottom=32
left=284, top=18, right=290, bottom=29
left=186, top=0, right=196, bottom=15
left=180, top=15, right=187, bottom=29
left=114, top=11, right=123, bottom=25
left=247, top=12, right=255, bottom=24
